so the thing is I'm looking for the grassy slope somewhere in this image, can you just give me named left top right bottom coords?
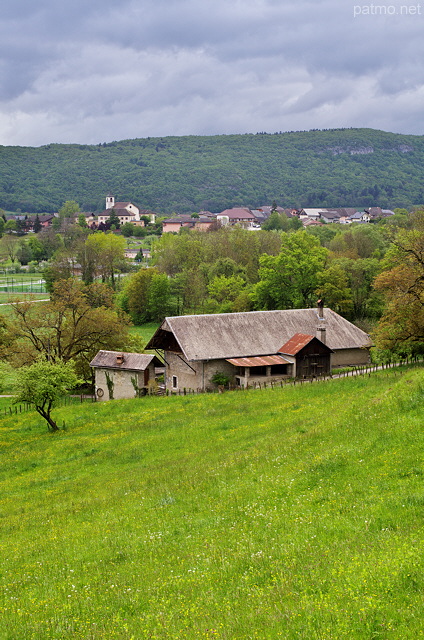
left=0, top=367, right=423, bottom=639
left=129, top=322, right=160, bottom=344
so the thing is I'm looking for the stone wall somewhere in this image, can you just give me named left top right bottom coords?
left=165, top=352, right=236, bottom=392
left=332, top=348, right=371, bottom=368
left=164, top=347, right=371, bottom=393
left=94, top=364, right=155, bottom=401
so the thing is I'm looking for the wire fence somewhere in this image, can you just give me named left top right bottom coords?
left=0, top=277, right=48, bottom=294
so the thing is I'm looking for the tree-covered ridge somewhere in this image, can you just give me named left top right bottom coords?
left=1, top=128, right=423, bottom=214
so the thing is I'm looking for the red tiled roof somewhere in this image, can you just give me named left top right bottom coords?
left=226, top=355, right=290, bottom=367
left=278, top=333, right=315, bottom=356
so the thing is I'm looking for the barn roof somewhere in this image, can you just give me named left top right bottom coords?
left=226, top=355, right=291, bottom=367
left=90, top=351, right=160, bottom=371
left=278, top=333, right=333, bottom=356
left=278, top=333, right=315, bottom=355
left=146, top=309, right=371, bottom=362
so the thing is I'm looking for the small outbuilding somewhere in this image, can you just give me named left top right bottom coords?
left=90, top=351, right=162, bottom=400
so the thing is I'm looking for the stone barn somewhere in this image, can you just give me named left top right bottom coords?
left=146, top=306, right=371, bottom=393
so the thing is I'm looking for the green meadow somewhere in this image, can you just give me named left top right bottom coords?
left=129, top=322, right=160, bottom=345
left=0, top=367, right=423, bottom=639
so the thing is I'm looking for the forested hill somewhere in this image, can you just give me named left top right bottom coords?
left=1, top=128, right=424, bottom=214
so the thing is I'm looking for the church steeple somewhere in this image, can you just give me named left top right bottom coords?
left=106, top=194, right=115, bottom=210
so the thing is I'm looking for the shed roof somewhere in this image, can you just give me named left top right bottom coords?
left=146, top=309, right=371, bottom=362
left=278, top=333, right=315, bottom=355
left=90, top=350, right=160, bottom=371
left=226, top=355, right=291, bottom=367
left=278, top=333, right=333, bottom=356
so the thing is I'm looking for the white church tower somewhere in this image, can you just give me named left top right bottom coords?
left=106, top=194, right=115, bottom=210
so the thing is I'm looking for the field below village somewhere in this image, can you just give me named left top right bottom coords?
left=0, top=366, right=423, bottom=639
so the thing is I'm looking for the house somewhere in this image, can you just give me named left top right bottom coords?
left=364, top=207, right=383, bottom=220
left=253, top=206, right=293, bottom=226
left=319, top=210, right=342, bottom=224
left=299, top=209, right=323, bottom=222
left=146, top=306, right=372, bottom=392
left=125, top=248, right=142, bottom=261
left=23, top=214, right=55, bottom=231
left=162, top=215, right=215, bottom=233
left=216, top=208, right=257, bottom=228
left=90, top=350, right=162, bottom=400
left=139, top=209, right=157, bottom=224
left=71, top=211, right=96, bottom=225
left=162, top=217, right=191, bottom=233
left=301, top=208, right=367, bottom=224
left=349, top=211, right=371, bottom=223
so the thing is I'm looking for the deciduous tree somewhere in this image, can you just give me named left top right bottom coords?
left=119, top=268, right=172, bottom=323
left=0, top=231, right=19, bottom=262
left=316, top=264, right=353, bottom=315
left=373, top=213, right=424, bottom=353
left=83, top=233, right=127, bottom=288
left=7, top=279, right=131, bottom=380
left=58, top=200, right=80, bottom=218
left=15, top=359, right=82, bottom=432
left=255, top=231, right=328, bottom=309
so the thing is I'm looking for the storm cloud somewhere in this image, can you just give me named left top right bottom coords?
left=0, top=0, right=423, bottom=145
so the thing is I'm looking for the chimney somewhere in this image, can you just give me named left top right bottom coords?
left=116, top=353, right=125, bottom=365
left=316, top=299, right=326, bottom=344
left=316, top=326, right=326, bottom=344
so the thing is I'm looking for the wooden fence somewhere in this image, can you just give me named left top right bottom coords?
left=2, top=394, right=96, bottom=417
left=3, top=358, right=422, bottom=415
left=165, top=358, right=423, bottom=396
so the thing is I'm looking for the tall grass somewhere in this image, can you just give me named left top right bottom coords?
left=0, top=367, right=423, bottom=639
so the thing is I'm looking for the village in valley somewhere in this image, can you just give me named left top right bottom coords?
left=0, top=190, right=420, bottom=405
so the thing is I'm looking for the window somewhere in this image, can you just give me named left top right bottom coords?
left=172, top=375, right=178, bottom=389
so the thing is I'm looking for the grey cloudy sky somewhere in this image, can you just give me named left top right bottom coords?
left=1, top=0, right=423, bottom=146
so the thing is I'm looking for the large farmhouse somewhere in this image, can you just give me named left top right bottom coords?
left=146, top=306, right=372, bottom=392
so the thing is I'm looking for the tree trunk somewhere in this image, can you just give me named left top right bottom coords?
left=37, top=408, right=59, bottom=431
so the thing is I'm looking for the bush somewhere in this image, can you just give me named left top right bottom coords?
left=211, top=371, right=231, bottom=387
